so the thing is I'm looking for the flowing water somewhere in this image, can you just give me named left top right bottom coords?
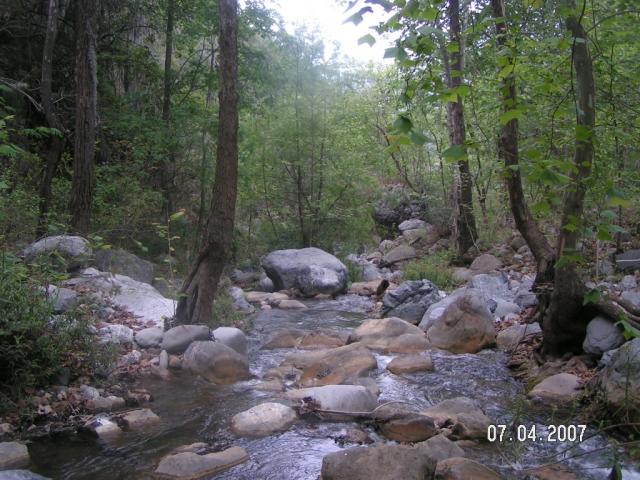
left=28, top=295, right=640, bottom=479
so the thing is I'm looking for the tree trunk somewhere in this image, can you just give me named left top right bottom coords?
left=161, top=0, right=175, bottom=220
left=37, top=0, right=66, bottom=236
left=490, top=0, right=596, bottom=356
left=541, top=0, right=597, bottom=355
left=175, top=0, right=238, bottom=326
left=69, top=0, right=98, bottom=235
left=446, top=0, right=477, bottom=259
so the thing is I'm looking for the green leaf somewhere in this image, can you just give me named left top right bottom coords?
left=583, top=289, right=601, bottom=306
left=392, top=115, right=413, bottom=134
left=169, top=210, right=185, bottom=221
left=596, top=226, right=613, bottom=242
left=616, top=320, right=640, bottom=340
left=446, top=42, right=460, bottom=53
left=384, top=46, right=408, bottom=61
left=606, top=187, right=631, bottom=208
left=358, top=34, right=376, bottom=46
left=410, top=131, right=429, bottom=145
left=442, top=145, right=467, bottom=162
left=344, top=6, right=373, bottom=25
left=498, top=63, right=514, bottom=78
left=499, top=109, right=523, bottom=125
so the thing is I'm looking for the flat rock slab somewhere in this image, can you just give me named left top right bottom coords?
left=119, top=408, right=160, bottom=429
left=387, top=354, right=434, bottom=375
left=434, top=457, right=502, bottom=480
left=245, top=291, right=289, bottom=304
left=528, top=373, right=581, bottom=403
left=64, top=268, right=175, bottom=326
left=155, top=446, right=249, bottom=479
left=231, top=402, right=297, bottom=437
left=0, top=442, right=30, bottom=470
left=350, top=317, right=426, bottom=352
left=380, top=415, right=437, bottom=442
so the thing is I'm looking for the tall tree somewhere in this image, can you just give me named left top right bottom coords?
left=161, top=0, right=176, bottom=219
left=175, top=0, right=238, bottom=325
left=37, top=0, right=67, bottom=236
left=445, top=0, right=477, bottom=259
left=69, top=0, right=98, bottom=235
left=491, top=0, right=605, bottom=355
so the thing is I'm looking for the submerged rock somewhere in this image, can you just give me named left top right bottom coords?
left=119, top=408, right=160, bottom=429
left=155, top=446, right=249, bottom=479
left=283, top=343, right=377, bottom=387
left=262, top=247, right=348, bottom=296
left=231, top=402, right=297, bottom=437
left=183, top=341, right=250, bottom=384
left=380, top=415, right=437, bottom=443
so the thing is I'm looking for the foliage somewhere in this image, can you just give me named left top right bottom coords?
left=0, top=253, right=114, bottom=413
left=402, top=249, right=460, bottom=290
left=211, top=277, right=250, bottom=331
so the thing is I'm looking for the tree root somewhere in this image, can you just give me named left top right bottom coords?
left=595, top=295, right=640, bottom=330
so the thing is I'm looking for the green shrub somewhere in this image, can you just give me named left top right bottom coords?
left=0, top=253, right=115, bottom=413
left=211, top=277, right=251, bottom=331
left=403, top=250, right=461, bottom=290
left=341, top=256, right=364, bottom=284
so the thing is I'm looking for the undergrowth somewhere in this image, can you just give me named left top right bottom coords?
left=402, top=250, right=461, bottom=290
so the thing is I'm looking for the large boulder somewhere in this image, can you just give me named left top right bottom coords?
left=94, top=249, right=154, bottom=284
left=320, top=443, right=436, bottom=480
left=286, top=385, right=377, bottom=414
left=161, top=325, right=210, bottom=354
left=63, top=268, right=176, bottom=326
left=212, top=327, right=248, bottom=356
left=382, top=245, right=416, bottom=266
left=134, top=327, right=164, bottom=348
left=261, top=248, right=348, bottom=296
left=421, top=397, right=491, bottom=440
left=528, top=373, right=581, bottom=403
left=0, top=442, right=29, bottom=470
left=425, top=290, right=495, bottom=354
left=582, top=315, right=625, bottom=355
left=282, top=343, right=377, bottom=387
left=183, top=341, right=250, bottom=384
left=598, top=338, right=640, bottom=420
left=434, top=457, right=502, bottom=480
left=228, top=286, right=255, bottom=313
left=469, top=254, right=502, bottom=273
left=349, top=317, right=427, bottom=352
left=23, top=235, right=91, bottom=271
left=231, top=403, right=297, bottom=437
left=381, top=280, right=440, bottom=324
left=155, top=446, right=249, bottom=479
left=419, top=288, right=467, bottom=331
left=615, top=249, right=640, bottom=272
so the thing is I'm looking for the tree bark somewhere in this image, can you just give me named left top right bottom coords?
left=70, top=0, right=98, bottom=235
left=37, top=0, right=67, bottom=236
left=161, top=0, right=175, bottom=219
left=541, top=0, right=597, bottom=355
left=491, top=0, right=596, bottom=356
left=175, top=0, right=238, bottom=326
left=446, top=0, right=477, bottom=259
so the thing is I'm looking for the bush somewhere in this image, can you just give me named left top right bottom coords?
left=0, top=253, right=115, bottom=413
left=211, top=277, right=251, bottom=331
left=403, top=250, right=461, bottom=290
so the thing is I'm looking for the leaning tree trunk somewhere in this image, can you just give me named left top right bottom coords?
left=491, top=0, right=596, bottom=356
left=541, top=0, right=597, bottom=355
left=174, top=0, right=238, bottom=326
left=446, top=0, right=478, bottom=259
left=37, top=0, right=67, bottom=236
left=70, top=0, right=98, bottom=235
